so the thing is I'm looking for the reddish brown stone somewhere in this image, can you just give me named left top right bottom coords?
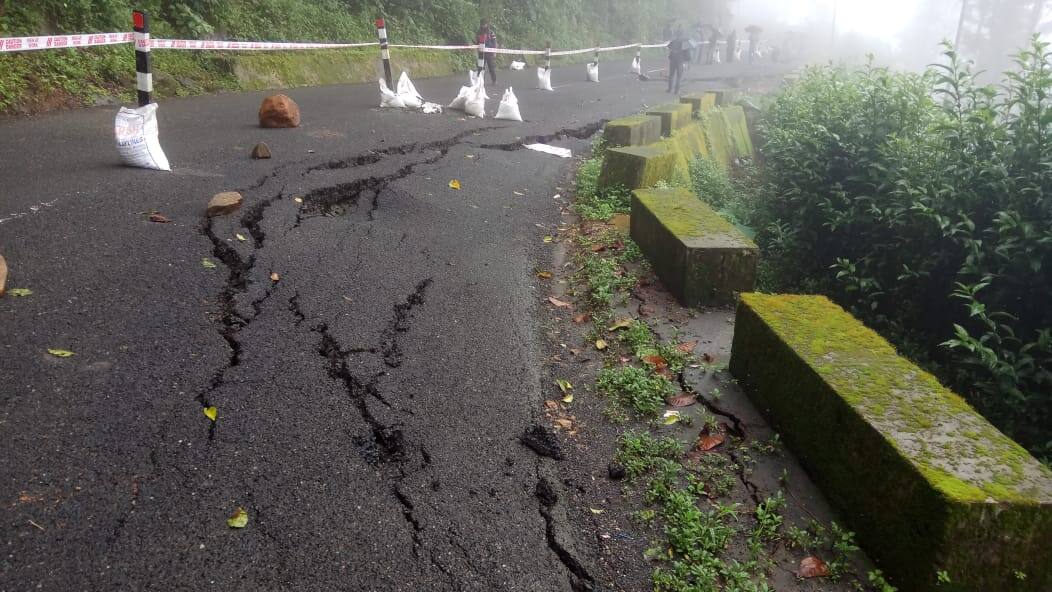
left=258, top=94, right=300, bottom=128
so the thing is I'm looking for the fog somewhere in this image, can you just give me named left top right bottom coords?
left=716, top=0, right=1050, bottom=76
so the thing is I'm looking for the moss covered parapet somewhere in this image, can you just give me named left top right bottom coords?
left=599, top=145, right=676, bottom=190
left=603, top=115, right=663, bottom=148
left=630, top=188, right=757, bottom=306
left=729, top=294, right=1052, bottom=592
left=645, top=103, right=693, bottom=137
left=679, top=92, right=717, bottom=116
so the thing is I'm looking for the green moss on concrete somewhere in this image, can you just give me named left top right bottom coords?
left=603, top=114, right=663, bottom=147
left=729, top=293, right=1052, bottom=592
left=680, top=92, right=718, bottom=116
left=720, top=106, right=754, bottom=160
left=631, top=188, right=757, bottom=306
left=701, top=110, right=733, bottom=169
left=599, top=145, right=676, bottom=190
left=645, top=103, right=693, bottom=136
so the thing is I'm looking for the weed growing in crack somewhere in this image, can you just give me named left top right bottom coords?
left=749, top=491, right=785, bottom=546
left=616, top=431, right=683, bottom=480
left=597, top=365, right=676, bottom=416
left=617, top=320, right=695, bottom=374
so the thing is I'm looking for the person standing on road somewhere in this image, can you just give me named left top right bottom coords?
left=477, top=19, right=499, bottom=86
left=667, top=26, right=691, bottom=94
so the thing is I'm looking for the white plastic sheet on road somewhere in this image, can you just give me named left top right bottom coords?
left=114, top=103, right=170, bottom=171
left=495, top=88, right=523, bottom=122
left=524, top=143, right=571, bottom=158
left=537, top=67, right=553, bottom=91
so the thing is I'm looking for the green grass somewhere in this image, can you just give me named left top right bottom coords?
left=597, top=365, right=676, bottom=416
left=577, top=257, right=637, bottom=309
left=573, top=155, right=633, bottom=221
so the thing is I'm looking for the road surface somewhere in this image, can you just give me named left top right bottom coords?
left=0, top=59, right=786, bottom=591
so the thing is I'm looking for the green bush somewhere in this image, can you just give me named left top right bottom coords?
left=752, top=41, right=1052, bottom=459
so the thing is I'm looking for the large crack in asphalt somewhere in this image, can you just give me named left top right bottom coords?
left=536, top=477, right=596, bottom=592
left=189, top=120, right=608, bottom=587
left=475, top=120, right=609, bottom=152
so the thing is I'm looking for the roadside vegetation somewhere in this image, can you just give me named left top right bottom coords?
left=688, top=40, right=1051, bottom=463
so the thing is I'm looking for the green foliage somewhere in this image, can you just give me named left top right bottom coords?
left=616, top=431, right=683, bottom=480
left=573, top=156, right=633, bottom=221
left=597, top=365, right=676, bottom=416
left=578, top=256, right=636, bottom=309
left=752, top=41, right=1052, bottom=458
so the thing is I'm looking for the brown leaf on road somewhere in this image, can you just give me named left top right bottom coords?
left=548, top=296, right=572, bottom=308
left=536, top=270, right=553, bottom=279
left=553, top=418, right=574, bottom=430
left=694, top=424, right=726, bottom=452
left=666, top=393, right=697, bottom=407
left=544, top=400, right=560, bottom=410
left=572, top=312, right=589, bottom=324
left=608, top=318, right=634, bottom=331
left=676, top=340, right=698, bottom=353
left=643, top=355, right=668, bottom=372
left=589, top=244, right=607, bottom=253
left=148, top=213, right=171, bottom=223
left=797, top=556, right=830, bottom=578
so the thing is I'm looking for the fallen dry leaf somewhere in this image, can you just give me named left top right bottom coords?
left=677, top=341, right=699, bottom=353
left=543, top=235, right=554, bottom=243
left=638, top=304, right=655, bottom=317
left=201, top=258, right=217, bottom=270
left=536, top=270, right=553, bottom=279
left=702, top=352, right=714, bottom=363
left=227, top=507, right=249, bottom=529
left=236, top=233, right=247, bottom=242
left=148, top=213, right=171, bottom=223
left=572, top=312, right=589, bottom=324
left=556, top=379, right=573, bottom=393
left=666, top=393, right=697, bottom=407
left=595, top=339, right=608, bottom=351
left=562, top=393, right=574, bottom=404
left=553, top=418, right=573, bottom=429
left=643, top=355, right=668, bottom=372
left=203, top=406, right=217, bottom=421
left=448, top=179, right=462, bottom=190
left=544, top=400, right=560, bottom=410
left=590, top=244, right=607, bottom=253
left=569, top=348, right=582, bottom=356
left=47, top=349, right=74, bottom=358
left=695, top=425, right=726, bottom=452
left=589, top=508, right=605, bottom=515
left=662, top=410, right=682, bottom=425
left=797, top=556, right=830, bottom=579
left=548, top=296, right=572, bottom=308
left=607, top=319, right=634, bottom=331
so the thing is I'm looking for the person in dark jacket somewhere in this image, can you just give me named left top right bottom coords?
left=477, top=19, right=499, bottom=85
left=667, top=26, right=691, bottom=94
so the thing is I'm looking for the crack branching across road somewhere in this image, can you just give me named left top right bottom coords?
left=191, top=122, right=608, bottom=589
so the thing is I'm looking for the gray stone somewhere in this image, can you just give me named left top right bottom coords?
left=207, top=192, right=243, bottom=217
left=251, top=142, right=272, bottom=159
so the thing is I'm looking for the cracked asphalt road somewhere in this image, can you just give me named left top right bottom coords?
left=0, top=59, right=789, bottom=591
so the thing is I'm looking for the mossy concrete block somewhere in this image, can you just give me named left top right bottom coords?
left=654, top=123, right=711, bottom=184
left=721, top=106, right=754, bottom=160
left=645, top=103, right=693, bottom=137
left=599, top=145, right=676, bottom=190
left=603, top=115, right=663, bottom=147
left=680, top=92, right=718, bottom=116
left=729, top=294, right=1052, bottom=592
left=701, top=110, right=733, bottom=169
left=630, top=188, right=757, bottom=306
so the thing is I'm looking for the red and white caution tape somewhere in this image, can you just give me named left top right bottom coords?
left=0, top=32, right=132, bottom=53
left=151, top=38, right=378, bottom=50
left=1, top=32, right=672, bottom=56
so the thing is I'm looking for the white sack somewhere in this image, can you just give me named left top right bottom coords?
left=396, top=71, right=424, bottom=109
left=469, top=69, right=480, bottom=86
left=379, top=78, right=406, bottom=108
left=537, top=67, right=553, bottom=91
left=464, top=77, right=487, bottom=118
left=509, top=60, right=526, bottom=70
left=448, top=85, right=472, bottom=111
left=586, top=61, right=599, bottom=82
left=421, top=102, right=443, bottom=114
left=495, top=87, right=523, bottom=122
left=115, top=103, right=171, bottom=171
left=631, top=57, right=641, bottom=75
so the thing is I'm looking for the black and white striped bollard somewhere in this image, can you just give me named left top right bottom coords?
left=376, top=18, right=392, bottom=89
left=545, top=42, right=551, bottom=71
left=133, top=10, right=151, bottom=107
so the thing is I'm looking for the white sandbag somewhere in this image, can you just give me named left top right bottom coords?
left=586, top=62, right=599, bottom=82
left=114, top=103, right=171, bottom=171
left=631, top=57, right=641, bottom=74
left=396, top=71, right=424, bottom=109
left=495, top=87, right=523, bottom=122
left=537, top=67, right=553, bottom=91
left=464, top=77, right=487, bottom=118
left=509, top=60, right=526, bottom=70
left=448, top=85, right=471, bottom=111
left=380, top=78, right=406, bottom=109
left=469, top=69, right=480, bottom=86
